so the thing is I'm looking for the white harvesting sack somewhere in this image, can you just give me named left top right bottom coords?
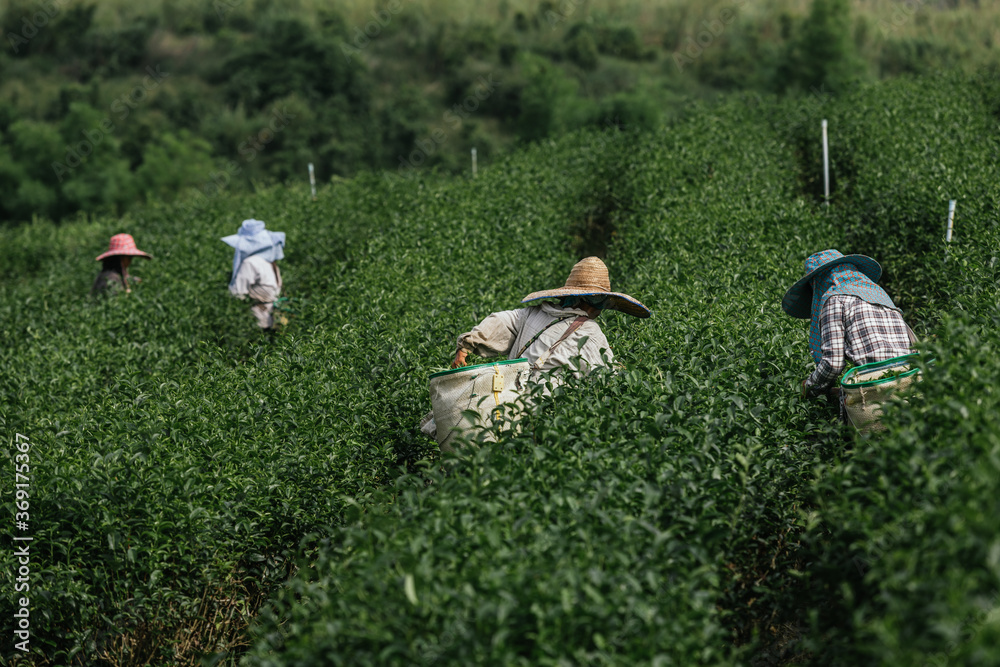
left=428, top=359, right=530, bottom=451
left=840, top=353, right=924, bottom=433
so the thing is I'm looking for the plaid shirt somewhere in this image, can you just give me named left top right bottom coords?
left=805, top=295, right=912, bottom=393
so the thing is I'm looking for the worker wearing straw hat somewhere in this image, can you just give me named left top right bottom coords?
left=222, top=219, right=286, bottom=330
left=420, top=256, right=650, bottom=439
left=782, top=249, right=915, bottom=399
left=91, top=233, right=152, bottom=296
left=452, top=256, right=650, bottom=373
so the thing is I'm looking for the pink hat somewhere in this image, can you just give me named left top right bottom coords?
left=95, top=234, right=152, bottom=261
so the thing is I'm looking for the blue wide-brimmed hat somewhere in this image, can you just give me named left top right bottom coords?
left=781, top=249, right=882, bottom=319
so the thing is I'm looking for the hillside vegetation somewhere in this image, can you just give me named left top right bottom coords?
left=3, top=69, right=1000, bottom=665
left=1, top=0, right=997, bottom=225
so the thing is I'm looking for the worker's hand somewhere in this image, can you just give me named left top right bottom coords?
left=451, top=349, right=469, bottom=369
left=800, top=378, right=809, bottom=399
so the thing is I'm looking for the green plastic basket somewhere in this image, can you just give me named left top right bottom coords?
left=840, top=353, right=929, bottom=432
left=840, top=353, right=923, bottom=388
left=429, top=358, right=529, bottom=379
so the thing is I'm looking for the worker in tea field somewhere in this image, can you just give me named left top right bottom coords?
left=222, top=219, right=286, bottom=330
left=450, top=256, right=650, bottom=373
left=91, top=233, right=152, bottom=296
left=782, top=249, right=915, bottom=399
left=421, top=256, right=649, bottom=440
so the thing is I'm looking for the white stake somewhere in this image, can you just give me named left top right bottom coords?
left=471, top=147, right=477, bottom=178
left=822, top=119, right=829, bottom=207
left=946, top=200, right=956, bottom=242
left=308, top=162, right=316, bottom=200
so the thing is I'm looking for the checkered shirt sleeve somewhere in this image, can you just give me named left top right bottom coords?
left=806, top=295, right=912, bottom=393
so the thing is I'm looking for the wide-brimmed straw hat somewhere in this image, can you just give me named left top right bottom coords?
left=521, top=256, right=650, bottom=318
left=781, top=249, right=882, bottom=319
left=95, top=234, right=152, bottom=261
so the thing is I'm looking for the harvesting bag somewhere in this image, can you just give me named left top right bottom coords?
left=839, top=353, right=923, bottom=433
left=428, top=359, right=530, bottom=451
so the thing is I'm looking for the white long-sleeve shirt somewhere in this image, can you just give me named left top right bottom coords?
left=419, top=302, right=615, bottom=440
left=229, top=254, right=282, bottom=328
left=456, top=302, right=614, bottom=377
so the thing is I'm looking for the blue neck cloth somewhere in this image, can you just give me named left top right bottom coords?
left=225, top=219, right=285, bottom=286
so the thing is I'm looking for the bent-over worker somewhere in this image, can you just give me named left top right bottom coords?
left=421, top=256, right=650, bottom=439
left=222, top=219, right=285, bottom=330
left=781, top=249, right=915, bottom=399
left=91, top=233, right=152, bottom=296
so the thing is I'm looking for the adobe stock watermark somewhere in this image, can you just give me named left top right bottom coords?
left=178, top=106, right=295, bottom=220
left=850, top=512, right=922, bottom=577
left=6, top=0, right=71, bottom=54
left=920, top=589, right=1000, bottom=667
left=672, top=0, right=749, bottom=72
left=213, top=0, right=244, bottom=22
left=50, top=65, right=170, bottom=183
left=393, top=74, right=499, bottom=180
left=544, top=0, right=585, bottom=29
left=12, top=433, right=34, bottom=655
left=419, top=609, right=475, bottom=665
left=879, top=0, right=928, bottom=37
left=340, top=0, right=410, bottom=63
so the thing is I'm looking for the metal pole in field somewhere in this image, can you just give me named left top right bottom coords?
left=822, top=119, right=829, bottom=207
left=471, top=147, right=477, bottom=178
left=946, top=200, right=956, bottom=243
left=308, top=162, right=317, bottom=200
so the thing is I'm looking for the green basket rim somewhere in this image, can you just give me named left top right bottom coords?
left=430, top=358, right=529, bottom=379
left=840, top=352, right=926, bottom=388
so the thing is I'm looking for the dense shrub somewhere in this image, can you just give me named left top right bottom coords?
left=3, top=72, right=1000, bottom=667
left=240, top=93, right=846, bottom=666
left=771, top=0, right=867, bottom=94
left=782, top=71, right=1000, bottom=322
left=3, top=1, right=1000, bottom=226
left=240, top=73, right=1000, bottom=666
left=208, top=18, right=367, bottom=113
left=594, top=25, right=649, bottom=62
left=565, top=28, right=599, bottom=71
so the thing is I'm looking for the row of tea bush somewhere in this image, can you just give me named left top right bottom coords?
left=3, top=71, right=999, bottom=665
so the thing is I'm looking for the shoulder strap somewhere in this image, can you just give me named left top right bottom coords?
left=906, top=323, right=918, bottom=347
left=516, top=315, right=574, bottom=358
left=532, top=316, right=589, bottom=370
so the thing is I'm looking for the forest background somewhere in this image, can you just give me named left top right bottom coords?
left=1, top=0, right=996, bottom=227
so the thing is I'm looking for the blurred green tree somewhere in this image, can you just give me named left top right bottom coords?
left=792, top=0, right=866, bottom=92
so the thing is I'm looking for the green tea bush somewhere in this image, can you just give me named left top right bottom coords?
left=790, top=310, right=1000, bottom=666
left=565, top=27, right=600, bottom=72
left=242, top=73, right=1000, bottom=666
left=4, top=71, right=1000, bottom=667
left=242, top=96, right=850, bottom=665
left=0, top=126, right=637, bottom=664
left=780, top=0, right=866, bottom=94
left=783, top=71, right=1000, bottom=322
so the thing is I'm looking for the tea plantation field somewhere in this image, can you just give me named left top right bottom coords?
left=3, top=71, right=1000, bottom=666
